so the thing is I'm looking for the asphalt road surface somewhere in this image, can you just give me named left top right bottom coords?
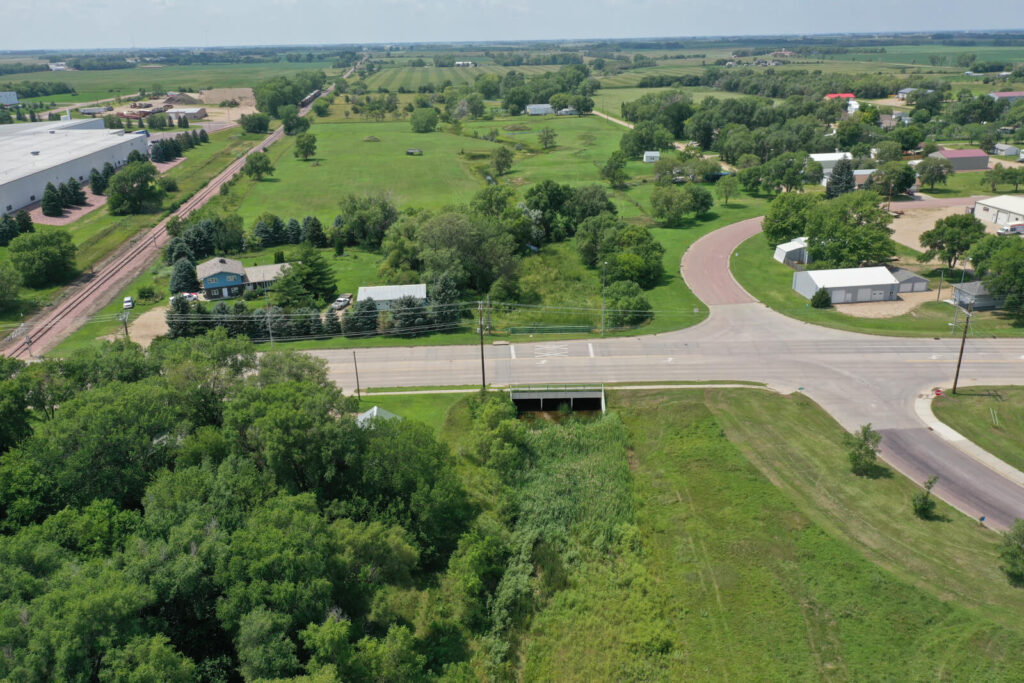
left=313, top=201, right=1024, bottom=531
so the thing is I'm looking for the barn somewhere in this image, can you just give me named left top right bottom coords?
left=929, top=148, right=989, bottom=172
left=792, top=267, right=900, bottom=304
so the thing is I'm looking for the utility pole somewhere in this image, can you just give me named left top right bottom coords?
left=121, top=311, right=131, bottom=341
left=936, top=269, right=944, bottom=302
left=478, top=301, right=486, bottom=390
left=601, top=261, right=607, bottom=336
left=265, top=295, right=274, bottom=346
left=352, top=350, right=361, bottom=402
left=952, top=302, right=972, bottom=395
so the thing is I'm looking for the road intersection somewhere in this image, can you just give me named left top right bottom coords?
left=313, top=211, right=1024, bottom=531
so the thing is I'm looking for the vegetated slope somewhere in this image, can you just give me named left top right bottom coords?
left=932, top=386, right=1024, bottom=474
left=518, top=389, right=1024, bottom=680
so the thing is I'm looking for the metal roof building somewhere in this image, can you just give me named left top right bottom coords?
left=809, top=151, right=852, bottom=177
left=973, top=195, right=1024, bottom=226
left=0, top=91, right=18, bottom=106
left=0, top=119, right=148, bottom=215
left=793, top=266, right=900, bottom=304
left=952, top=281, right=1005, bottom=310
left=929, top=148, right=989, bottom=171
left=357, top=284, right=427, bottom=311
left=525, top=104, right=554, bottom=116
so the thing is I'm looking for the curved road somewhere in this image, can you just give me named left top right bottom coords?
left=311, top=203, right=1024, bottom=530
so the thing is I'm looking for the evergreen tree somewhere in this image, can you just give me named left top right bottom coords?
left=295, top=244, right=337, bottom=302
left=165, top=293, right=193, bottom=338
left=300, top=216, right=327, bottom=247
left=102, top=162, right=116, bottom=183
left=66, top=178, right=87, bottom=205
left=89, top=168, right=107, bottom=195
left=323, top=309, right=341, bottom=335
left=41, top=183, right=64, bottom=217
left=14, top=210, right=34, bottom=235
left=169, top=258, right=200, bottom=294
left=199, top=128, right=209, bottom=143
left=272, top=266, right=314, bottom=309
left=429, top=273, right=460, bottom=325
left=0, top=215, right=18, bottom=247
left=58, top=182, right=74, bottom=208
left=825, top=157, right=855, bottom=199
left=284, top=218, right=302, bottom=244
left=342, top=298, right=378, bottom=336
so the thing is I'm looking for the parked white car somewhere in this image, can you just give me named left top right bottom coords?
left=329, top=294, right=352, bottom=311
left=123, top=296, right=134, bottom=310
left=169, top=292, right=200, bottom=303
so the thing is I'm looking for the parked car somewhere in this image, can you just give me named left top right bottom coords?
left=329, top=294, right=352, bottom=311
left=123, top=296, right=134, bottom=310
left=168, top=292, right=199, bottom=303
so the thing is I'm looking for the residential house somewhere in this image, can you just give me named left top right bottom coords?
left=196, top=257, right=290, bottom=299
left=952, top=281, right=1004, bottom=310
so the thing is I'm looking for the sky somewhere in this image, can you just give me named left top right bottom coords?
left=4, top=0, right=1024, bottom=51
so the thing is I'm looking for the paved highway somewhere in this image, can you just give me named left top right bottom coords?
left=312, top=210, right=1024, bottom=530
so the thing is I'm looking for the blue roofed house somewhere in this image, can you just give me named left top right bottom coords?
left=197, top=257, right=290, bottom=299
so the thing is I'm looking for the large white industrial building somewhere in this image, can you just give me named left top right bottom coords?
left=0, top=119, right=149, bottom=215
left=973, top=195, right=1024, bottom=227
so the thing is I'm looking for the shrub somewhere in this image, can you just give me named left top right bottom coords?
left=911, top=476, right=938, bottom=519
left=157, top=176, right=178, bottom=193
left=810, top=288, right=832, bottom=308
left=137, top=284, right=156, bottom=301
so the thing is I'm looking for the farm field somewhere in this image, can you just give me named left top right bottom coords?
left=730, top=231, right=1024, bottom=337
left=507, top=388, right=1024, bottom=678
left=362, top=64, right=561, bottom=91
left=933, top=386, right=1024, bottom=474
left=4, top=60, right=340, bottom=104
left=828, top=44, right=1024, bottom=67
left=591, top=86, right=772, bottom=117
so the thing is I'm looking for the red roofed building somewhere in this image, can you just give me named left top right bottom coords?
left=929, top=148, right=989, bottom=171
left=824, top=93, right=856, bottom=99
left=988, top=91, right=1024, bottom=103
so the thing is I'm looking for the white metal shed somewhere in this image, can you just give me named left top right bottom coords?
left=793, top=267, right=899, bottom=303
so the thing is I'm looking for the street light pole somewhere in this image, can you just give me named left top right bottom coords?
left=601, top=261, right=607, bottom=336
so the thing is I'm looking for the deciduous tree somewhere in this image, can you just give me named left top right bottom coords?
left=918, top=214, right=986, bottom=269
left=294, top=133, right=317, bottom=160
left=242, top=152, right=274, bottom=181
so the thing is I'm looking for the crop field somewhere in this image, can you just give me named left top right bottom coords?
left=5, top=60, right=340, bottom=104
left=362, top=64, right=560, bottom=91
left=512, top=388, right=1024, bottom=679
left=829, top=44, right=1024, bottom=67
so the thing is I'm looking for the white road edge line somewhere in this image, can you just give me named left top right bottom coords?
left=510, top=344, right=516, bottom=360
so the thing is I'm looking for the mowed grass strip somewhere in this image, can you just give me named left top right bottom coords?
left=518, top=388, right=1024, bottom=680
left=730, top=231, right=1024, bottom=337
left=932, top=386, right=1024, bottom=474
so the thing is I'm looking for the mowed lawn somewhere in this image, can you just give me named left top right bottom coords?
left=517, top=388, right=1024, bottom=679
left=933, top=386, right=1024, bottom=474
left=730, top=231, right=1024, bottom=337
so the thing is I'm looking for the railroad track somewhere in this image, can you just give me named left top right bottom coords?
left=1, top=90, right=329, bottom=359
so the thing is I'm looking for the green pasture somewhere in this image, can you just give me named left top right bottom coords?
left=4, top=60, right=340, bottom=104
left=517, top=388, right=1024, bottom=678
left=933, top=386, right=1024, bottom=474
left=730, top=230, right=1023, bottom=337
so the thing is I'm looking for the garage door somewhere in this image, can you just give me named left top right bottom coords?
left=871, top=289, right=887, bottom=301
left=997, top=211, right=1009, bottom=225
left=857, top=288, right=871, bottom=302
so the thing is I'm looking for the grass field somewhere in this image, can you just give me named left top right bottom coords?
left=510, top=388, right=1024, bottom=678
left=933, top=386, right=1024, bottom=474
left=730, top=231, right=1024, bottom=337
left=363, top=64, right=560, bottom=91
left=4, top=61, right=340, bottom=104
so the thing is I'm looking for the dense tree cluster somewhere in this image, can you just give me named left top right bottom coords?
left=40, top=177, right=87, bottom=217
left=107, top=161, right=164, bottom=215
left=150, top=128, right=207, bottom=163
left=0, top=335, right=512, bottom=679
left=0, top=210, right=34, bottom=248
left=164, top=212, right=246, bottom=265
left=7, top=229, right=77, bottom=288
left=253, top=71, right=326, bottom=117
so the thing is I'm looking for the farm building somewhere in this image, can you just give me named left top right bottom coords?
left=792, top=267, right=900, bottom=304
left=453, top=61, right=475, bottom=67
left=643, top=151, right=661, bottom=163
left=525, top=104, right=554, bottom=116
left=166, top=107, right=207, bottom=120
left=824, top=93, right=855, bottom=100
left=994, top=143, right=1020, bottom=157
left=356, top=283, right=427, bottom=311
left=952, top=281, right=1004, bottom=310
left=929, top=148, right=988, bottom=171
left=988, top=91, right=1024, bottom=104
left=773, top=236, right=809, bottom=265
left=973, top=195, right=1024, bottom=226
left=889, top=268, right=929, bottom=293
left=0, top=91, right=18, bottom=106
left=80, top=106, right=113, bottom=115
left=0, top=119, right=148, bottom=215
left=820, top=168, right=874, bottom=187
left=196, top=257, right=290, bottom=299
left=809, top=152, right=852, bottom=177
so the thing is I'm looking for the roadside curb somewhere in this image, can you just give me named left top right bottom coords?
left=915, top=389, right=1024, bottom=488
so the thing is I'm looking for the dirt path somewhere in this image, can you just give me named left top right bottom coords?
left=99, top=307, right=167, bottom=347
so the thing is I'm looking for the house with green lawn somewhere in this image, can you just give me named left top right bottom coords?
left=197, top=257, right=289, bottom=300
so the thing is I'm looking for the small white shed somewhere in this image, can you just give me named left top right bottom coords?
left=773, top=236, right=809, bottom=265
left=643, top=151, right=661, bottom=163
left=793, top=267, right=900, bottom=304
